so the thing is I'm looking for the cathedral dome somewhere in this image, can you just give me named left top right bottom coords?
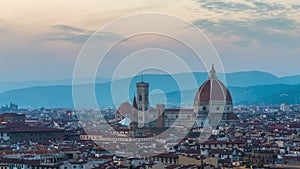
left=193, top=65, right=238, bottom=128
left=194, top=79, right=232, bottom=103
left=194, top=65, right=232, bottom=104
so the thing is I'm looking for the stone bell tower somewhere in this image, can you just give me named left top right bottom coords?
left=136, top=74, right=149, bottom=112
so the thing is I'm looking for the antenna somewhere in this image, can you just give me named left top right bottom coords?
left=142, top=73, right=144, bottom=82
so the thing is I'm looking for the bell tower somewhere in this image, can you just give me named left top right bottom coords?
left=136, top=74, right=149, bottom=112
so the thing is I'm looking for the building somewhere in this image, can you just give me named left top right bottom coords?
left=136, top=79, right=149, bottom=112
left=0, top=113, right=25, bottom=124
left=0, top=123, right=64, bottom=144
left=194, top=65, right=239, bottom=128
left=115, top=65, right=238, bottom=131
left=146, top=107, right=195, bottom=128
left=251, top=150, right=277, bottom=166
left=0, top=103, right=18, bottom=113
left=280, top=103, right=290, bottom=112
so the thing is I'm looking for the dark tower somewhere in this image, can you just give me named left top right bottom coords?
left=132, top=94, right=137, bottom=109
left=136, top=75, right=149, bottom=112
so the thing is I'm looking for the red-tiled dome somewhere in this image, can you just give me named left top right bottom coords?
left=117, top=102, right=133, bottom=116
left=194, top=65, right=232, bottom=103
left=194, top=79, right=232, bottom=103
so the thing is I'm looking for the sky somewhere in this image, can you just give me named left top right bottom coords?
left=0, top=0, right=299, bottom=82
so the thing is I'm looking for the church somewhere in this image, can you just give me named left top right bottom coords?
left=115, top=65, right=239, bottom=133
left=193, top=65, right=239, bottom=128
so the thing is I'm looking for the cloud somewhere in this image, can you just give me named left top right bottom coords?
left=47, top=24, right=123, bottom=44
left=194, top=18, right=300, bottom=48
left=192, top=0, right=300, bottom=48
left=292, top=5, right=300, bottom=9
left=46, top=25, right=93, bottom=44
left=252, top=1, right=287, bottom=11
left=196, top=0, right=290, bottom=15
left=198, top=0, right=254, bottom=12
left=53, top=24, right=86, bottom=33
left=255, top=18, right=297, bottom=31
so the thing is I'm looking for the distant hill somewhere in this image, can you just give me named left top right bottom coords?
left=281, top=75, right=300, bottom=84
left=225, top=71, right=280, bottom=87
left=0, top=83, right=299, bottom=108
left=1, top=71, right=300, bottom=108
left=166, top=84, right=300, bottom=106
left=1, top=71, right=300, bottom=93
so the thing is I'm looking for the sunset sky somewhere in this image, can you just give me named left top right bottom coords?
left=0, top=0, right=299, bottom=81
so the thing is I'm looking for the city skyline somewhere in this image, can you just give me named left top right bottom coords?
left=1, top=1, right=300, bottom=168
left=0, top=0, right=300, bottom=82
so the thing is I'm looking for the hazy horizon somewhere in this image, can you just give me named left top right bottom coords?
left=0, top=69, right=300, bottom=83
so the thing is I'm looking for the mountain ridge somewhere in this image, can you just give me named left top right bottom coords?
left=1, top=71, right=300, bottom=94
left=1, top=71, right=300, bottom=108
left=0, top=83, right=299, bottom=108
